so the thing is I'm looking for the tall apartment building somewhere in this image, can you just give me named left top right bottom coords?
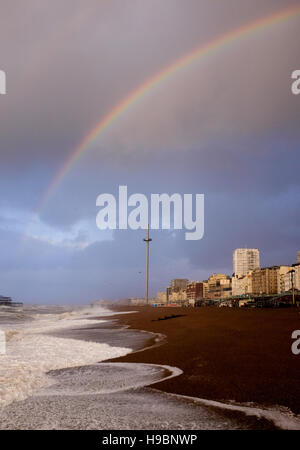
left=233, top=248, right=260, bottom=276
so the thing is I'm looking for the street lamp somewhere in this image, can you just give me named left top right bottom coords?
left=289, top=269, right=295, bottom=306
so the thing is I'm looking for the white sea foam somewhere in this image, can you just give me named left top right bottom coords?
left=37, top=362, right=183, bottom=396
left=0, top=306, right=132, bottom=408
left=0, top=363, right=280, bottom=430
left=163, top=392, right=300, bottom=430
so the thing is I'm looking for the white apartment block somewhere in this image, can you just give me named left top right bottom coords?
left=233, top=248, right=260, bottom=276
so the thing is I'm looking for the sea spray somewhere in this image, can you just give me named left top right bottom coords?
left=0, top=307, right=131, bottom=408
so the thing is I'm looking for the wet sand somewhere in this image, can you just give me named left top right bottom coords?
left=48, top=317, right=154, bottom=353
left=106, top=306, right=300, bottom=414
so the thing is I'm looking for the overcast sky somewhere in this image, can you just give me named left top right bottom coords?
left=0, top=0, right=299, bottom=303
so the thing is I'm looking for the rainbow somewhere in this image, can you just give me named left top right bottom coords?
left=39, top=4, right=300, bottom=211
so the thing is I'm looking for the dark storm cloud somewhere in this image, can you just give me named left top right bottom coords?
left=0, top=0, right=299, bottom=302
left=1, top=0, right=299, bottom=166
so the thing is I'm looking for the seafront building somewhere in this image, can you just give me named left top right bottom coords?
left=232, top=272, right=253, bottom=295
left=167, top=289, right=187, bottom=304
left=251, top=265, right=293, bottom=295
left=170, top=279, right=189, bottom=291
left=232, top=248, right=260, bottom=296
left=251, top=266, right=278, bottom=295
left=251, top=267, right=277, bottom=295
left=165, top=279, right=189, bottom=304
left=233, top=248, right=260, bottom=276
left=277, top=266, right=293, bottom=293
left=293, top=264, right=300, bottom=290
left=207, top=274, right=232, bottom=299
left=186, top=282, right=204, bottom=306
left=285, top=264, right=300, bottom=291
left=155, top=291, right=167, bottom=304
left=202, top=281, right=209, bottom=298
left=155, top=248, right=300, bottom=307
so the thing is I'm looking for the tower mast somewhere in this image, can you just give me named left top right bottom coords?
left=143, top=224, right=152, bottom=305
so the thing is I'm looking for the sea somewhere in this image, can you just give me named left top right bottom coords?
left=0, top=304, right=299, bottom=430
